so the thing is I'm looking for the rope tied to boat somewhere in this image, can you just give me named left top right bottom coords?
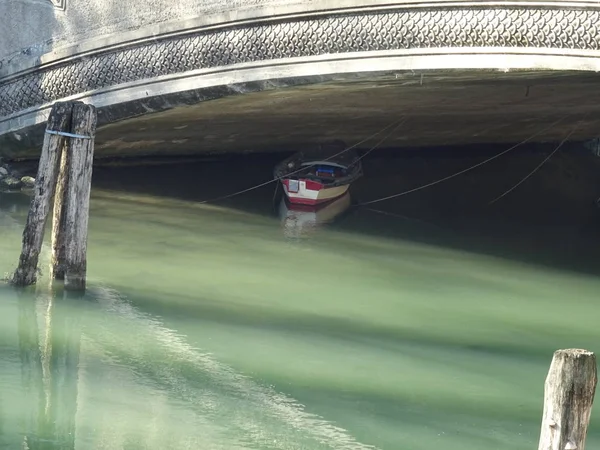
left=197, top=117, right=407, bottom=204
left=356, top=114, right=574, bottom=206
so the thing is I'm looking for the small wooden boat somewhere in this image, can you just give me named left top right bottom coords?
left=273, top=145, right=362, bottom=206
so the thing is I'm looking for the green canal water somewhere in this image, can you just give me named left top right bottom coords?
left=0, top=153, right=599, bottom=449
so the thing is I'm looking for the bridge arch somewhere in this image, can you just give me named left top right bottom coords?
left=2, top=1, right=600, bottom=156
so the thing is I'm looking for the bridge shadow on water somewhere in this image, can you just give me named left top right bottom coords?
left=88, top=142, right=600, bottom=277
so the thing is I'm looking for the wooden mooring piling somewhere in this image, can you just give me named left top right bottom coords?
left=11, top=101, right=97, bottom=291
left=538, top=349, right=597, bottom=450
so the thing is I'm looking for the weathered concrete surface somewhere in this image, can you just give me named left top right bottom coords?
left=85, top=71, right=600, bottom=158
left=3, top=0, right=600, bottom=159
left=3, top=70, right=600, bottom=160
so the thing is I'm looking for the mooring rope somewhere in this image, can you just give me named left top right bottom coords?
left=348, top=117, right=407, bottom=167
left=194, top=113, right=574, bottom=209
left=356, top=115, right=571, bottom=206
left=271, top=181, right=280, bottom=209
left=197, top=117, right=407, bottom=204
left=488, top=118, right=583, bottom=205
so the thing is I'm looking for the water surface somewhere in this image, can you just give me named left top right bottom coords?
left=0, top=154, right=599, bottom=449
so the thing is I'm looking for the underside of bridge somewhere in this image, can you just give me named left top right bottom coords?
left=95, top=70, right=600, bottom=158
left=3, top=70, right=600, bottom=160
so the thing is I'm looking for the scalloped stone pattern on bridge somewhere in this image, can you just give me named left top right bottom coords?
left=2, top=6, right=600, bottom=120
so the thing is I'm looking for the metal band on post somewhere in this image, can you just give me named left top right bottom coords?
left=45, top=130, right=92, bottom=140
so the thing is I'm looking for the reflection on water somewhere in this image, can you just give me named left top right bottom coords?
left=4, top=283, right=378, bottom=450
left=0, top=154, right=600, bottom=450
left=88, top=286, right=376, bottom=450
left=16, top=288, right=80, bottom=450
left=278, top=193, right=352, bottom=239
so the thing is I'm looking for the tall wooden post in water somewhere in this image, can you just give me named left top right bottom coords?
left=53, top=103, right=97, bottom=291
left=12, top=103, right=72, bottom=286
left=538, top=349, right=597, bottom=450
left=12, top=101, right=96, bottom=292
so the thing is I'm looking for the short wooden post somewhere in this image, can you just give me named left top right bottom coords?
left=538, top=349, right=597, bottom=450
left=62, top=103, right=97, bottom=291
left=12, top=102, right=73, bottom=287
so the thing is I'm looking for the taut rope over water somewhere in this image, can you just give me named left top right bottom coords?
left=356, top=115, right=571, bottom=206
left=488, top=119, right=583, bottom=205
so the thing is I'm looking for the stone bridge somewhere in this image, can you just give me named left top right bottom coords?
left=2, top=0, right=600, bottom=159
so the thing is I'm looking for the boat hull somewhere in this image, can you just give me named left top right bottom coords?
left=281, top=179, right=350, bottom=206
left=279, top=192, right=351, bottom=238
